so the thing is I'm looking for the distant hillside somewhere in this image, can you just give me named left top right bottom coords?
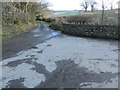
left=54, top=10, right=80, bottom=13
left=48, top=10, right=80, bottom=17
left=48, top=9, right=118, bottom=17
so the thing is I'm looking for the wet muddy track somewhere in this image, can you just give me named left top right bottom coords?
left=1, top=22, right=118, bottom=88
left=2, top=22, right=62, bottom=59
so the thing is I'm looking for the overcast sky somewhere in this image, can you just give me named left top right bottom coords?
left=45, top=0, right=119, bottom=10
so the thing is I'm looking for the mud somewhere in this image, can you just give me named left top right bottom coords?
left=36, top=60, right=117, bottom=88
left=1, top=22, right=118, bottom=88
left=2, top=22, right=62, bottom=60
left=3, top=59, right=117, bottom=88
left=5, top=78, right=26, bottom=88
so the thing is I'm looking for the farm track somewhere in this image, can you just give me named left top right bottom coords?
left=1, top=22, right=118, bottom=88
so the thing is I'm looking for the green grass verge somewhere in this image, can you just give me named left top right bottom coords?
left=49, top=13, right=79, bottom=17
left=2, top=22, right=37, bottom=42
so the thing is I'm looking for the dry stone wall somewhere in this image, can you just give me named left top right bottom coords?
left=59, top=24, right=119, bottom=39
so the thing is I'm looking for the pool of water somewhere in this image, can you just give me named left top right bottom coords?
left=47, top=31, right=62, bottom=38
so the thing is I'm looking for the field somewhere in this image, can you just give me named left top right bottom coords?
left=49, top=9, right=118, bottom=17
left=48, top=9, right=118, bottom=25
left=48, top=10, right=80, bottom=17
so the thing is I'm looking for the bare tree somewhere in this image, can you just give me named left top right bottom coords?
left=110, top=1, right=113, bottom=10
left=101, top=0, right=105, bottom=24
left=81, top=1, right=89, bottom=12
left=89, top=1, right=97, bottom=12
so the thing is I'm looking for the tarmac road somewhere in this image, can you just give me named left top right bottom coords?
left=1, top=22, right=119, bottom=89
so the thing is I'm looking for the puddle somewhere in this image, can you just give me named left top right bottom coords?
left=47, top=32, right=62, bottom=39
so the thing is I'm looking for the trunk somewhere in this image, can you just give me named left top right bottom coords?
left=26, top=2, right=29, bottom=13
left=101, top=0, right=104, bottom=25
left=91, top=5, right=94, bottom=12
left=85, top=8, right=87, bottom=12
left=111, top=2, right=113, bottom=10
left=101, top=9, right=104, bottom=25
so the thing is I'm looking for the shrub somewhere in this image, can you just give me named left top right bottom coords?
left=65, top=14, right=94, bottom=24
left=53, top=17, right=65, bottom=23
left=45, top=18, right=55, bottom=22
left=45, top=17, right=65, bottom=23
left=49, top=23, right=63, bottom=30
left=36, top=14, right=46, bottom=21
left=14, top=18, right=21, bottom=24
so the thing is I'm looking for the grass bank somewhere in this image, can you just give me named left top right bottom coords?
left=2, top=22, right=37, bottom=42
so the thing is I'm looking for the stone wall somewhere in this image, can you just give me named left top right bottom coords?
left=59, top=24, right=119, bottom=39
